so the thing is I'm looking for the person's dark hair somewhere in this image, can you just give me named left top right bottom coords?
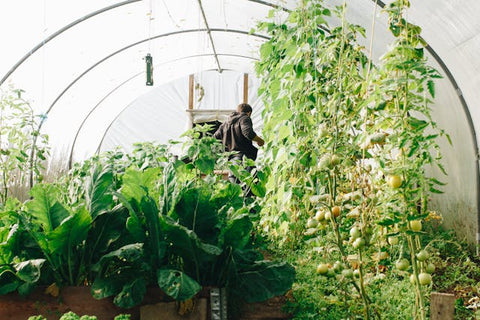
left=237, top=103, right=253, bottom=114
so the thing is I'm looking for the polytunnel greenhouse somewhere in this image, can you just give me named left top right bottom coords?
left=1, top=0, right=480, bottom=319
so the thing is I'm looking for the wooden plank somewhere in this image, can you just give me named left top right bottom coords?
left=243, top=73, right=249, bottom=104
left=188, top=74, right=194, bottom=110
left=430, top=292, right=456, bottom=320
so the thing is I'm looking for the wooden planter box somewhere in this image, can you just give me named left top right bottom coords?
left=0, top=287, right=291, bottom=320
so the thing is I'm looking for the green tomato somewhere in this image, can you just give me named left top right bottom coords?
left=410, top=220, right=422, bottom=232
left=425, top=263, right=436, bottom=274
left=396, top=258, right=410, bottom=271
left=315, top=210, right=326, bottom=221
left=409, top=274, right=417, bottom=285
left=306, top=218, right=319, bottom=228
left=326, top=268, right=336, bottom=278
left=350, top=226, right=361, bottom=239
left=316, top=263, right=329, bottom=275
left=387, top=175, right=402, bottom=188
left=416, top=250, right=429, bottom=262
left=418, top=272, right=432, bottom=285
left=342, top=269, right=354, bottom=279
left=388, top=236, right=399, bottom=245
left=333, top=261, right=344, bottom=273
left=352, top=237, right=365, bottom=249
left=324, top=211, right=332, bottom=220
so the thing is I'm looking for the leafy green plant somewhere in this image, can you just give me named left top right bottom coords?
left=0, top=87, right=49, bottom=203
left=1, top=131, right=294, bottom=309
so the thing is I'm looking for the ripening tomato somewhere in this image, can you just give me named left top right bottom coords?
left=387, top=175, right=402, bottom=188
left=410, top=220, right=422, bottom=232
left=332, top=206, right=341, bottom=218
left=316, top=263, right=329, bottom=275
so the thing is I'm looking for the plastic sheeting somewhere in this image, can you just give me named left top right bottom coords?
left=1, top=0, right=480, bottom=243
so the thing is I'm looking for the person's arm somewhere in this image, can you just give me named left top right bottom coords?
left=253, top=135, right=264, bottom=146
left=240, top=116, right=264, bottom=146
left=213, top=123, right=224, bottom=140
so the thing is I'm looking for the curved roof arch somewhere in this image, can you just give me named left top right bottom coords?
left=1, top=0, right=480, bottom=243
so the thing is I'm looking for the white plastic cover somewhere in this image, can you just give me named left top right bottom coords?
left=1, top=0, right=480, bottom=242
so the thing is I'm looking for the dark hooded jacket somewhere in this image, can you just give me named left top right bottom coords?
left=214, top=111, right=258, bottom=160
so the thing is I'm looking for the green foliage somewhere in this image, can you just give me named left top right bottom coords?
left=29, top=312, right=131, bottom=320
left=0, top=134, right=294, bottom=309
left=255, top=0, right=447, bottom=319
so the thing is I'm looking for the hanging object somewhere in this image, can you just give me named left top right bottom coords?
left=145, top=53, right=153, bottom=86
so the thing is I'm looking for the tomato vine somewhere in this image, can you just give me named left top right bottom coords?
left=255, top=0, right=448, bottom=318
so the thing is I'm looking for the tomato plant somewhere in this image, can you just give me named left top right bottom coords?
left=255, top=0, right=448, bottom=319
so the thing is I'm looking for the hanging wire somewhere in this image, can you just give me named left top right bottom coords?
left=161, top=0, right=181, bottom=28
left=147, top=0, right=153, bottom=53
left=41, top=0, right=47, bottom=113
left=222, top=0, right=228, bottom=30
left=365, top=0, right=378, bottom=87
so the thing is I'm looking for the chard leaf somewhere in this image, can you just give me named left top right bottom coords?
left=157, top=269, right=201, bottom=301
left=91, top=274, right=123, bottom=299
left=121, top=167, right=161, bottom=203
left=85, top=165, right=114, bottom=220
left=171, top=187, right=220, bottom=242
left=0, top=268, right=19, bottom=294
left=14, top=259, right=45, bottom=283
left=233, top=261, right=295, bottom=303
left=160, top=216, right=221, bottom=276
left=47, top=206, right=91, bottom=254
left=220, top=214, right=252, bottom=250
left=85, top=205, right=129, bottom=261
left=113, top=278, right=146, bottom=308
left=25, top=184, right=69, bottom=232
left=95, top=243, right=144, bottom=269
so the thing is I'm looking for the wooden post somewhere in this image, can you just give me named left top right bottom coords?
left=430, top=292, right=456, bottom=320
left=188, top=74, right=194, bottom=110
left=243, top=73, right=248, bottom=104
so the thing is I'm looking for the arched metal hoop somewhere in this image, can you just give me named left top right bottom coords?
left=372, top=0, right=480, bottom=252
left=68, top=54, right=258, bottom=168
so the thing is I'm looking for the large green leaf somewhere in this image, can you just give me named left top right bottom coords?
left=47, top=206, right=92, bottom=255
left=160, top=216, right=221, bottom=277
left=91, top=274, right=123, bottom=299
left=161, top=216, right=222, bottom=260
left=171, top=187, right=220, bottom=242
left=121, top=167, right=161, bottom=203
left=94, top=243, right=144, bottom=272
left=85, top=165, right=114, bottom=220
left=25, top=184, right=69, bottom=232
left=157, top=269, right=201, bottom=301
left=14, top=259, right=45, bottom=283
left=220, top=214, right=252, bottom=250
left=0, top=268, right=19, bottom=294
left=85, top=205, right=129, bottom=265
left=91, top=244, right=145, bottom=301
left=233, top=261, right=295, bottom=303
left=113, top=278, right=147, bottom=308
left=141, top=196, right=165, bottom=266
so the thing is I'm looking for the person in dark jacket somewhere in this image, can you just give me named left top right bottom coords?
left=214, top=103, right=264, bottom=186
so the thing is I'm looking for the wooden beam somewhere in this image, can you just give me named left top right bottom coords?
left=430, top=292, right=455, bottom=320
left=188, top=74, right=194, bottom=109
left=243, top=73, right=249, bottom=104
